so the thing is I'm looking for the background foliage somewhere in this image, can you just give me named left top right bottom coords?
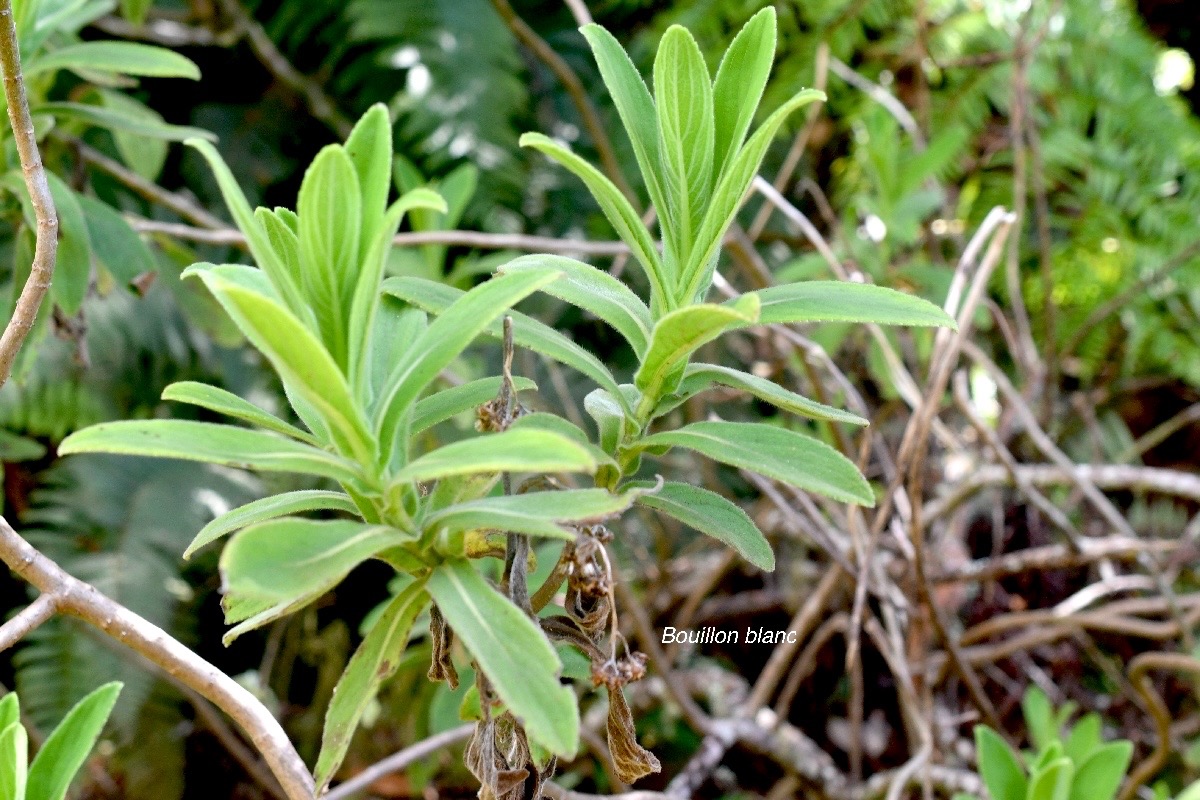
left=1, top=0, right=1199, bottom=798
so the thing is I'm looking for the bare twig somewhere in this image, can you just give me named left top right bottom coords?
left=322, top=723, right=474, bottom=800
left=73, top=139, right=228, bottom=229
left=562, top=0, right=593, bottom=26
left=490, top=0, right=636, bottom=203
left=1123, top=652, right=1200, bottom=800
left=215, top=0, right=352, bottom=137
left=0, top=0, right=59, bottom=386
left=0, top=593, right=56, bottom=651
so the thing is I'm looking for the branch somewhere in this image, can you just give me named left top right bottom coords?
left=73, top=139, right=228, bottom=230
left=0, top=0, right=58, bottom=386
left=0, top=517, right=316, bottom=800
left=490, top=0, right=637, bottom=204
left=215, top=0, right=352, bottom=138
left=322, top=723, right=473, bottom=800
left=0, top=592, right=56, bottom=651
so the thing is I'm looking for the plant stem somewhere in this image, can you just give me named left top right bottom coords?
left=0, top=0, right=58, bottom=387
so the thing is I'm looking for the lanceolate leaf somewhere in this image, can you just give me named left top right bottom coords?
left=974, top=726, right=1027, bottom=800
left=427, top=560, right=579, bottom=755
left=59, top=421, right=363, bottom=484
left=634, top=296, right=759, bottom=406
left=315, top=579, right=429, bottom=792
left=296, top=144, right=362, bottom=367
left=0, top=721, right=28, bottom=800
left=411, top=376, right=537, bottom=434
left=654, top=25, right=714, bottom=264
left=26, top=682, right=122, bottom=800
left=666, top=363, right=868, bottom=425
left=221, top=519, right=413, bottom=602
left=428, top=488, right=637, bottom=542
left=520, top=132, right=669, bottom=314
left=374, top=270, right=558, bottom=461
left=634, top=480, right=774, bottom=570
left=187, top=265, right=374, bottom=463
left=185, top=490, right=360, bottom=559
left=186, top=139, right=307, bottom=315
left=635, top=420, right=873, bottom=506
left=580, top=24, right=670, bottom=247
left=394, top=429, right=595, bottom=484
left=383, top=276, right=629, bottom=413
left=745, top=281, right=957, bottom=328
left=162, top=381, right=318, bottom=444
left=711, top=8, right=776, bottom=181
left=348, top=187, right=446, bottom=394
left=499, top=254, right=653, bottom=356
left=40, top=102, right=215, bottom=142
left=1067, top=742, right=1132, bottom=800
left=1027, top=759, right=1073, bottom=800
left=680, top=89, right=825, bottom=302
left=342, top=103, right=393, bottom=256
left=77, top=194, right=155, bottom=285
left=28, top=41, right=200, bottom=79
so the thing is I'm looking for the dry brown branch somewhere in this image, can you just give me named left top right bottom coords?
left=0, top=0, right=58, bottom=386
left=1123, top=652, right=1200, bottom=800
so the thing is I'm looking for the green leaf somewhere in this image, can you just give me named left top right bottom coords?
left=633, top=480, right=773, bottom=570
left=508, top=412, right=618, bottom=469
left=0, top=721, right=28, bottom=800
left=711, top=8, right=776, bottom=181
left=99, top=90, right=168, bottom=181
left=374, top=270, right=560, bottom=456
left=26, top=682, right=122, bottom=800
left=187, top=265, right=374, bottom=463
left=314, top=579, right=429, bottom=792
left=499, top=254, right=653, bottom=356
left=39, top=102, right=214, bottom=141
left=680, top=89, right=825, bottom=302
left=580, top=24, right=669, bottom=250
left=428, top=488, right=637, bottom=543
left=975, top=726, right=1028, bottom=800
left=1176, top=780, right=1200, bottom=800
left=394, top=429, right=595, bottom=484
left=1068, top=742, right=1131, bottom=800
left=411, top=376, right=537, bottom=435
left=427, top=560, right=578, bottom=755
left=635, top=420, right=873, bottom=506
left=0, top=694, right=17, bottom=729
left=746, top=281, right=957, bottom=329
left=77, top=195, right=155, bottom=285
left=348, top=187, right=447, bottom=394
left=384, top=277, right=627, bottom=410
left=44, top=176, right=90, bottom=316
left=1027, top=758, right=1073, bottom=800
left=635, top=296, right=760, bottom=407
left=221, top=519, right=412, bottom=604
left=342, top=104, right=392, bottom=255
left=1022, top=687, right=1057, bottom=751
left=520, top=132, right=669, bottom=314
left=654, top=25, right=714, bottom=265
left=666, top=363, right=868, bottom=425
left=1063, top=713, right=1102, bottom=765
left=185, top=490, right=359, bottom=559
left=186, top=139, right=308, bottom=316
left=296, top=145, right=362, bottom=367
left=59, top=421, right=363, bottom=484
left=162, top=381, right=317, bottom=444
left=27, top=42, right=200, bottom=79
left=585, top=387, right=633, bottom=455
